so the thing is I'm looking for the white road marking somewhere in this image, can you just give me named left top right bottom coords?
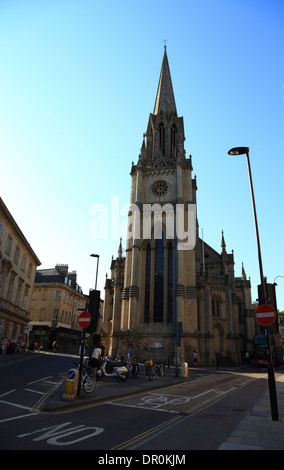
left=0, top=389, right=16, bottom=399
left=18, top=422, right=104, bottom=446
left=27, top=376, right=53, bottom=385
left=0, top=413, right=38, bottom=423
left=0, top=400, right=34, bottom=411
left=24, top=388, right=46, bottom=395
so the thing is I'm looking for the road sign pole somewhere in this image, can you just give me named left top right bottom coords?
left=266, top=326, right=279, bottom=421
left=76, top=312, right=91, bottom=397
left=77, top=329, right=86, bottom=396
left=255, top=304, right=279, bottom=420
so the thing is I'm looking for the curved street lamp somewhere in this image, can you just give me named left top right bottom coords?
left=90, top=254, right=100, bottom=290
left=228, top=146, right=279, bottom=421
left=228, top=147, right=266, bottom=303
left=273, top=275, right=284, bottom=286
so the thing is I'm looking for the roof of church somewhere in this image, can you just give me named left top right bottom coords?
left=153, top=46, right=177, bottom=117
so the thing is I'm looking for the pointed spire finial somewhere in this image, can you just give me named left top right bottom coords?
left=153, top=45, right=177, bottom=116
left=242, top=262, right=247, bottom=280
left=221, top=230, right=227, bottom=254
left=118, top=237, right=123, bottom=259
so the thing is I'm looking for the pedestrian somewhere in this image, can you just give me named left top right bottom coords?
left=193, top=350, right=198, bottom=367
left=52, top=340, right=57, bottom=352
left=90, top=344, right=101, bottom=375
left=20, top=339, right=25, bottom=353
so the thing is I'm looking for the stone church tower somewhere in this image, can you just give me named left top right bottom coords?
left=102, top=47, right=255, bottom=366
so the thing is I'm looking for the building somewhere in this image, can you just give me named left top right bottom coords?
left=29, top=264, right=87, bottom=352
left=0, top=197, right=41, bottom=351
left=101, top=47, right=255, bottom=366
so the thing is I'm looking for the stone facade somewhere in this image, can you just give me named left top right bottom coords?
left=29, top=264, right=87, bottom=351
left=0, top=197, right=40, bottom=350
left=101, top=48, right=255, bottom=366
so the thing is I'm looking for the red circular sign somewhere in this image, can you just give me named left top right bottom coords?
left=255, top=304, right=276, bottom=326
left=78, top=311, right=91, bottom=328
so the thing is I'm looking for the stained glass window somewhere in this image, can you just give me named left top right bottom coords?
left=154, top=235, right=164, bottom=322
left=144, top=245, right=151, bottom=322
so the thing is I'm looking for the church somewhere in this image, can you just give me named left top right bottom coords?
left=101, top=47, right=255, bottom=366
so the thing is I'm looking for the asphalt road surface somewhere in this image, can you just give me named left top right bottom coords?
left=0, top=352, right=272, bottom=451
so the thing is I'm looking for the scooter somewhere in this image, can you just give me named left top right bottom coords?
left=97, top=356, right=128, bottom=381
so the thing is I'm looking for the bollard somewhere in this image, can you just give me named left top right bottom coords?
left=62, top=368, right=79, bottom=400
left=181, top=362, right=188, bottom=377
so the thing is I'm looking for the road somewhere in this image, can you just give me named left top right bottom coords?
left=0, top=352, right=274, bottom=451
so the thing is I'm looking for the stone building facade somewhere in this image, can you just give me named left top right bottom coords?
left=0, top=197, right=41, bottom=350
left=101, top=48, right=255, bottom=366
left=29, top=264, right=87, bottom=352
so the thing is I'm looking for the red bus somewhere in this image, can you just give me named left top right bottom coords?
left=253, top=334, right=284, bottom=366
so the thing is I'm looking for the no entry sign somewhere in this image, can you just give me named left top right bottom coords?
left=78, top=311, right=91, bottom=328
left=255, top=304, right=276, bottom=327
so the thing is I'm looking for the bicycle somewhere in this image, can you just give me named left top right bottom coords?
left=157, top=361, right=167, bottom=377
left=144, top=360, right=157, bottom=381
left=72, top=360, right=97, bottom=394
left=127, top=359, right=139, bottom=377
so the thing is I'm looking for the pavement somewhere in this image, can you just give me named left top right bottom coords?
left=218, top=372, right=284, bottom=450
left=40, top=361, right=284, bottom=450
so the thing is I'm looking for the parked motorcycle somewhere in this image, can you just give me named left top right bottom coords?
left=97, top=356, right=128, bottom=381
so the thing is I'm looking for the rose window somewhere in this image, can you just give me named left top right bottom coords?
left=152, top=181, right=168, bottom=196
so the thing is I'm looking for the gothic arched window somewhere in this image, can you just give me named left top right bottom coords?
left=159, top=122, right=165, bottom=155
left=167, top=243, right=174, bottom=323
left=171, top=124, right=177, bottom=157
left=154, top=235, right=164, bottom=322
left=144, top=244, right=151, bottom=323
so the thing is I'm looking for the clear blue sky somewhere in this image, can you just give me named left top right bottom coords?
left=1, top=0, right=283, bottom=310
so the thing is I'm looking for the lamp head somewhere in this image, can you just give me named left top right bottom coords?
left=90, top=254, right=99, bottom=258
left=228, top=146, right=249, bottom=156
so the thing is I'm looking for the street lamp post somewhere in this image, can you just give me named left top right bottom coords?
left=90, top=254, right=100, bottom=290
left=228, top=146, right=279, bottom=421
left=274, top=275, right=284, bottom=286
left=89, top=254, right=100, bottom=357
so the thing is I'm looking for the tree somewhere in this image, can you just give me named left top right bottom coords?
left=278, top=311, right=284, bottom=325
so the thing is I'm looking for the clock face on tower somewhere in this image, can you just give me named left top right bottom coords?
left=151, top=180, right=168, bottom=196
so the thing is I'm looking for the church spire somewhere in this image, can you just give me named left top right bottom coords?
left=221, top=230, right=227, bottom=254
left=153, top=46, right=177, bottom=117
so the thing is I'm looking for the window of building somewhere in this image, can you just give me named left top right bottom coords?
left=55, top=290, right=61, bottom=300
left=171, top=124, right=177, bottom=156
left=6, top=278, right=13, bottom=302
left=15, top=281, right=22, bottom=306
left=152, top=180, right=168, bottom=196
left=144, top=234, right=175, bottom=324
left=21, top=255, right=27, bottom=272
left=167, top=243, right=174, bottom=323
left=27, top=262, right=32, bottom=278
left=154, top=235, right=164, bottom=322
left=159, top=122, right=165, bottom=155
left=14, top=246, right=20, bottom=264
left=22, top=288, right=28, bottom=309
left=5, top=235, right=12, bottom=255
left=144, top=244, right=151, bottom=323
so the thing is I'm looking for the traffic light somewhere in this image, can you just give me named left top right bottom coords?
left=86, top=289, right=100, bottom=333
